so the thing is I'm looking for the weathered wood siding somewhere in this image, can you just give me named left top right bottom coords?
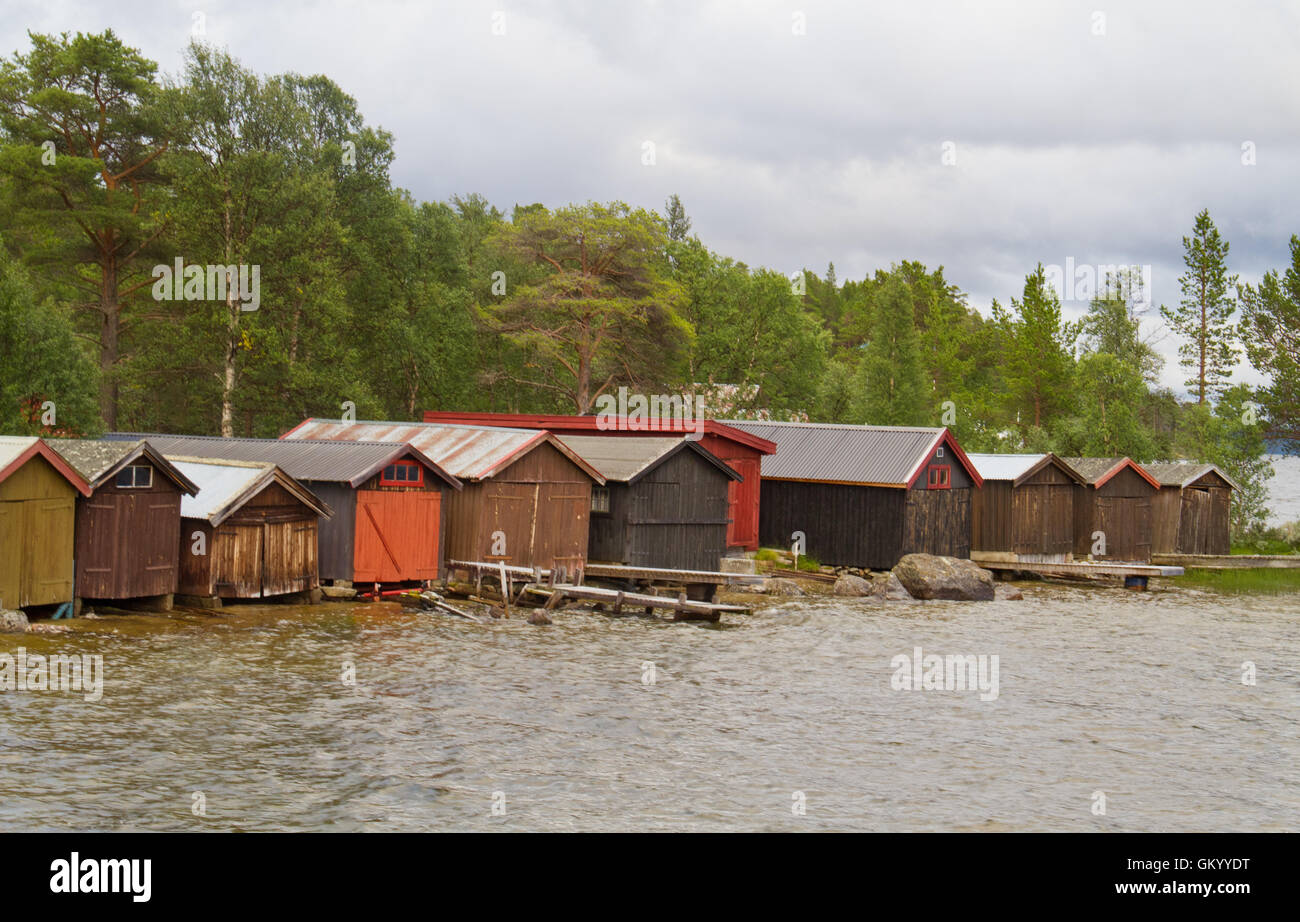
left=443, top=442, right=592, bottom=570
left=0, top=455, right=77, bottom=608
left=1074, top=466, right=1154, bottom=561
left=75, top=458, right=184, bottom=600
left=1153, top=478, right=1232, bottom=555
left=588, top=449, right=732, bottom=571
left=973, top=464, right=1074, bottom=560
left=903, top=489, right=971, bottom=559
left=758, top=480, right=906, bottom=569
left=306, top=482, right=355, bottom=581
left=178, top=482, right=321, bottom=598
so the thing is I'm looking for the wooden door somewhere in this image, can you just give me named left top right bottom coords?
left=484, top=483, right=538, bottom=564
left=726, top=457, right=760, bottom=550
left=1097, top=497, right=1151, bottom=562
left=0, top=502, right=21, bottom=609
left=354, top=490, right=441, bottom=583
left=535, top=481, right=589, bottom=571
left=213, top=523, right=264, bottom=598
left=21, top=497, right=75, bottom=606
left=262, top=520, right=317, bottom=596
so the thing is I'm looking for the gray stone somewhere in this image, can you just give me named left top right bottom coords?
left=872, top=572, right=914, bottom=601
left=994, top=584, right=1024, bottom=601
left=832, top=574, right=873, bottom=597
left=719, top=556, right=757, bottom=575
left=320, top=584, right=358, bottom=600
left=766, top=578, right=805, bottom=597
left=892, top=554, right=995, bottom=602
left=0, top=609, right=29, bottom=633
left=526, top=609, right=552, bottom=625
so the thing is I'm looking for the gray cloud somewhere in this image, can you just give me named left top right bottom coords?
left=4, top=0, right=1298, bottom=393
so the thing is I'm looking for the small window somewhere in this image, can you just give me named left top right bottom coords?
left=380, top=460, right=423, bottom=486
left=927, top=465, right=951, bottom=490
left=935, top=446, right=945, bottom=458
left=114, top=465, right=152, bottom=489
left=591, top=486, right=610, bottom=514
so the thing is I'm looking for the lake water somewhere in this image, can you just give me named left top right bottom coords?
left=1267, top=454, right=1300, bottom=525
left=3, top=583, right=1297, bottom=832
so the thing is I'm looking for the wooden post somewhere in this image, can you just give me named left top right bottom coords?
left=499, top=561, right=510, bottom=616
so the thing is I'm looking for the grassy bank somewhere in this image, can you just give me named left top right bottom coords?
left=1177, top=567, right=1300, bottom=594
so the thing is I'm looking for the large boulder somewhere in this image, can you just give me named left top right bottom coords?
left=832, top=574, right=873, bottom=597
left=872, top=571, right=914, bottom=601
left=0, top=609, right=29, bottom=633
left=892, top=554, right=995, bottom=602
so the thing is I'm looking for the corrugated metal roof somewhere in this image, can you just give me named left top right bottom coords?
left=1143, top=461, right=1240, bottom=491
left=556, top=435, right=740, bottom=484
left=169, top=457, right=331, bottom=525
left=723, top=420, right=947, bottom=486
left=967, top=453, right=1051, bottom=482
left=105, top=433, right=460, bottom=489
left=0, top=436, right=39, bottom=471
left=281, top=419, right=604, bottom=483
left=421, top=411, right=779, bottom=454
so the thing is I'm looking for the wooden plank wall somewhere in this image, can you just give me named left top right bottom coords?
left=759, top=480, right=906, bottom=569
left=0, top=455, right=77, bottom=608
left=624, top=449, right=732, bottom=571
left=903, top=489, right=972, bottom=560
left=75, top=459, right=184, bottom=600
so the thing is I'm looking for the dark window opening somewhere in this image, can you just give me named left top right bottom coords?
left=381, top=461, right=423, bottom=486
left=114, top=465, right=152, bottom=489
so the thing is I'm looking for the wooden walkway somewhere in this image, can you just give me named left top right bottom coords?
left=446, top=559, right=751, bottom=621
left=978, top=559, right=1183, bottom=589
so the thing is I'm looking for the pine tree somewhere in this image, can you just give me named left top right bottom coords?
left=853, top=275, right=927, bottom=425
left=996, top=264, right=1077, bottom=433
left=1161, top=209, right=1239, bottom=404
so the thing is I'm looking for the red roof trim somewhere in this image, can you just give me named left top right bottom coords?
left=1094, top=457, right=1161, bottom=491
left=0, top=440, right=92, bottom=496
left=421, top=411, right=778, bottom=455
left=903, top=429, right=983, bottom=489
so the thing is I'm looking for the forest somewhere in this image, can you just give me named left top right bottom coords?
left=2, top=32, right=1298, bottom=538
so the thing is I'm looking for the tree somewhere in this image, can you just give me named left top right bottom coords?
left=1178, top=385, right=1273, bottom=537
left=0, top=29, right=170, bottom=427
left=1161, top=209, right=1239, bottom=404
left=485, top=201, right=689, bottom=412
left=1239, top=234, right=1300, bottom=453
left=664, top=193, right=691, bottom=242
left=995, top=264, right=1077, bottom=434
left=852, top=274, right=927, bottom=425
left=1059, top=352, right=1155, bottom=459
left=0, top=249, right=99, bottom=434
left=1080, top=268, right=1163, bottom=384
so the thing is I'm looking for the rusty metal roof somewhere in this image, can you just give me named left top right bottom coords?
left=105, top=433, right=461, bottom=490
left=1142, top=461, right=1240, bottom=491
left=723, top=420, right=975, bottom=487
left=279, top=419, right=604, bottom=483
left=557, top=435, right=742, bottom=484
left=49, top=438, right=199, bottom=494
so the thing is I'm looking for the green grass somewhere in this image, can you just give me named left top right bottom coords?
left=1230, top=540, right=1300, bottom=556
left=795, top=554, right=822, bottom=572
left=1177, top=567, right=1300, bottom=594
left=755, top=547, right=780, bottom=562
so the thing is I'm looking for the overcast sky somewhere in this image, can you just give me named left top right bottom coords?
left=6, top=0, right=1299, bottom=396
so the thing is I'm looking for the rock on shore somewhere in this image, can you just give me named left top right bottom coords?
left=891, top=554, right=995, bottom=602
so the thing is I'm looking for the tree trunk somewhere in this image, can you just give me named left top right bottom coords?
left=99, top=257, right=120, bottom=430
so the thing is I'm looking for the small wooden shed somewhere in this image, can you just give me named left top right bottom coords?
left=282, top=420, right=604, bottom=572
left=421, top=411, right=777, bottom=552
left=1144, top=462, right=1236, bottom=556
left=557, top=435, right=741, bottom=571
left=723, top=421, right=984, bottom=570
left=170, top=457, right=332, bottom=601
left=1062, top=457, right=1160, bottom=562
left=50, top=439, right=198, bottom=607
left=109, top=434, right=461, bottom=585
left=0, top=437, right=91, bottom=612
left=968, top=453, right=1085, bottom=563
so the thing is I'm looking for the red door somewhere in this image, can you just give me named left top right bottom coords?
left=727, top=457, right=761, bottom=550
left=354, top=491, right=441, bottom=583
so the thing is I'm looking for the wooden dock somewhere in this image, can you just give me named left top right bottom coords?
left=978, top=559, right=1184, bottom=589
left=446, top=559, right=752, bottom=620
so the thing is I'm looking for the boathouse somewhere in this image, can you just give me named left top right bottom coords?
left=281, top=420, right=603, bottom=572
left=557, top=435, right=741, bottom=571
left=1144, top=462, right=1236, bottom=556
left=170, top=457, right=332, bottom=601
left=1061, top=457, right=1160, bottom=562
left=50, top=439, right=198, bottom=609
left=420, top=411, right=777, bottom=552
left=722, top=421, right=983, bottom=570
left=108, top=434, right=461, bottom=585
left=0, top=437, right=91, bottom=613
left=967, top=453, right=1085, bottom=563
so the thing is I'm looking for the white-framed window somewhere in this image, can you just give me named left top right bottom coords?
left=115, top=465, right=152, bottom=489
left=591, top=486, right=610, bottom=514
